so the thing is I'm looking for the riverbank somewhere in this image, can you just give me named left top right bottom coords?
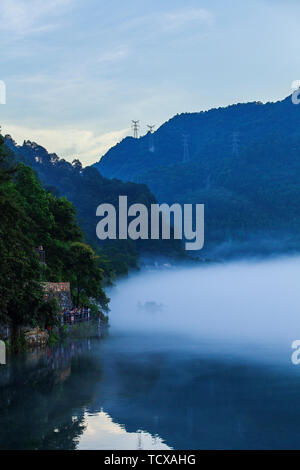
left=0, top=316, right=108, bottom=357
left=2, top=259, right=300, bottom=450
left=1, top=327, right=300, bottom=450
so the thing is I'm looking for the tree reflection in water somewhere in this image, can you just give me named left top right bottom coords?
left=0, top=339, right=102, bottom=450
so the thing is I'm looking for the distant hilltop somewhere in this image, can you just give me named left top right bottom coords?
left=94, top=95, right=300, bottom=258
left=94, top=94, right=298, bottom=182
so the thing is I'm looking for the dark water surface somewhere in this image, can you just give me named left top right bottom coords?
left=2, top=259, right=300, bottom=450
left=1, top=330, right=300, bottom=450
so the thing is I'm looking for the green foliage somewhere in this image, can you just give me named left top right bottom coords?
left=5, top=135, right=184, bottom=276
left=37, top=298, right=60, bottom=329
left=0, top=144, right=44, bottom=335
left=94, top=96, right=300, bottom=256
left=0, top=134, right=109, bottom=345
left=66, top=241, right=109, bottom=310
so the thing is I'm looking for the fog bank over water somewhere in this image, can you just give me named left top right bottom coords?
left=108, top=256, right=300, bottom=363
left=3, top=257, right=300, bottom=450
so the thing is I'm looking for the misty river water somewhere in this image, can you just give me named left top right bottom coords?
left=1, top=256, right=300, bottom=449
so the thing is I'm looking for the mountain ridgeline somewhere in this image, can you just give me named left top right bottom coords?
left=0, top=134, right=111, bottom=345
left=4, top=136, right=184, bottom=275
left=95, top=95, right=300, bottom=257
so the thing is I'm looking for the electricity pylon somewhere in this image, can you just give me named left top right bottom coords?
left=132, top=120, right=140, bottom=139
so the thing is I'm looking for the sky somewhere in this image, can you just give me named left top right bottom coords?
left=1, top=0, right=300, bottom=166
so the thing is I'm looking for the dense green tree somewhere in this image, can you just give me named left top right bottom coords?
left=0, top=143, right=44, bottom=342
left=0, top=134, right=109, bottom=348
left=66, top=242, right=109, bottom=310
left=5, top=135, right=185, bottom=276
left=48, top=196, right=82, bottom=243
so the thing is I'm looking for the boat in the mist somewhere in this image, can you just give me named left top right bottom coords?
left=137, top=301, right=164, bottom=314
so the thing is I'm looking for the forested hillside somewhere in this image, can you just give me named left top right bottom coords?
left=4, top=136, right=184, bottom=274
left=95, top=95, right=300, bottom=257
left=0, top=135, right=108, bottom=346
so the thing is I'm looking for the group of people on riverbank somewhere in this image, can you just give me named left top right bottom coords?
left=62, top=306, right=91, bottom=325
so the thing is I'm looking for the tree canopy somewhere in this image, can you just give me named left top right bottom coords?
left=0, top=135, right=108, bottom=343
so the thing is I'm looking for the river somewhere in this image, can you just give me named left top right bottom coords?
left=1, top=257, right=300, bottom=450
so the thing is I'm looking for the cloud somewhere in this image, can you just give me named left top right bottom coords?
left=97, top=46, right=130, bottom=64
left=162, top=8, right=214, bottom=31
left=0, top=0, right=74, bottom=36
left=117, top=7, right=213, bottom=42
left=2, top=123, right=129, bottom=166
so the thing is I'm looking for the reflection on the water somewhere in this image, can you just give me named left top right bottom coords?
left=78, top=411, right=170, bottom=450
left=2, top=332, right=300, bottom=449
left=0, top=337, right=170, bottom=450
left=4, top=260, right=300, bottom=450
left=0, top=339, right=102, bottom=450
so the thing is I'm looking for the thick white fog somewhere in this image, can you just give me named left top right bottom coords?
left=107, top=256, right=300, bottom=365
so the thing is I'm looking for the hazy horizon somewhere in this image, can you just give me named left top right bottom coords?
left=1, top=0, right=300, bottom=165
left=4, top=90, right=292, bottom=168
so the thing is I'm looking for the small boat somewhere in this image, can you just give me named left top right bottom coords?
left=137, top=301, right=164, bottom=314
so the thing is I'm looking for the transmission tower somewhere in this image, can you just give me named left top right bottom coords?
left=147, top=124, right=155, bottom=152
left=147, top=124, right=155, bottom=133
left=232, top=131, right=240, bottom=157
left=132, top=120, right=140, bottom=139
left=182, top=134, right=190, bottom=163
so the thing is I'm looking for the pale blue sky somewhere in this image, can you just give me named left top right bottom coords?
left=1, top=0, right=300, bottom=165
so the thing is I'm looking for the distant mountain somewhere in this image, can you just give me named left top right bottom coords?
left=95, top=95, right=300, bottom=257
left=4, top=136, right=184, bottom=275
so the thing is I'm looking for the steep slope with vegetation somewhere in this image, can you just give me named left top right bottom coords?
left=0, top=135, right=108, bottom=347
left=5, top=136, right=184, bottom=274
left=95, top=95, right=300, bottom=256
